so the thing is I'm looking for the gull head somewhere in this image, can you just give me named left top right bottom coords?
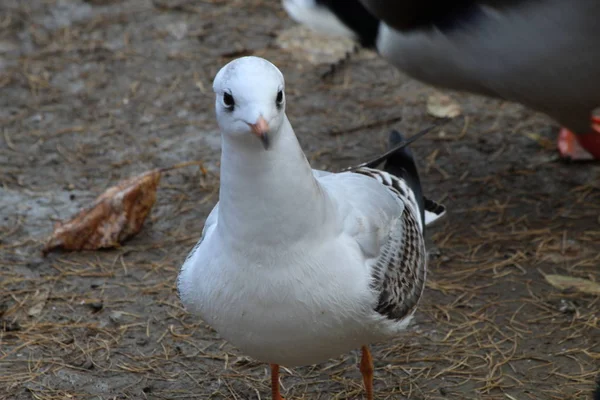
left=213, top=56, right=286, bottom=151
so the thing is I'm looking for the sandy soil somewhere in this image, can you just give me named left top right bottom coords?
left=1, top=0, right=599, bottom=399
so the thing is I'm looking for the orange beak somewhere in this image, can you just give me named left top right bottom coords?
left=248, top=116, right=270, bottom=150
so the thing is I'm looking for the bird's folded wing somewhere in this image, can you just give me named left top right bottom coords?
left=318, top=170, right=426, bottom=321
left=182, top=203, right=219, bottom=264
left=318, top=171, right=403, bottom=258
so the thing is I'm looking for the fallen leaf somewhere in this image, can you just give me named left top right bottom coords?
left=427, top=93, right=462, bottom=119
left=544, top=274, right=600, bottom=295
left=28, top=287, right=51, bottom=317
left=43, top=169, right=162, bottom=255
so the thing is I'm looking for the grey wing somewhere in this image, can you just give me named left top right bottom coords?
left=351, top=168, right=427, bottom=321
left=319, top=167, right=428, bottom=322
left=359, top=0, right=526, bottom=32
left=177, top=203, right=219, bottom=301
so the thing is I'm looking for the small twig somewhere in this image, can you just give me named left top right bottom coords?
left=341, top=119, right=451, bottom=172
left=328, top=116, right=404, bottom=137
left=159, top=160, right=206, bottom=174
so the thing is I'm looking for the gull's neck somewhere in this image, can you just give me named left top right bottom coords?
left=217, top=116, right=332, bottom=248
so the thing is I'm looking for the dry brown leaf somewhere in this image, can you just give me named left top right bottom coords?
left=544, top=274, right=600, bottom=295
left=427, top=93, right=462, bottom=119
left=42, top=169, right=162, bottom=255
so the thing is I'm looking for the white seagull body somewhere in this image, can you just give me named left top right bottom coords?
left=177, top=56, right=445, bottom=398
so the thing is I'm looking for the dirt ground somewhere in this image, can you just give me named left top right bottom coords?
left=1, top=0, right=599, bottom=399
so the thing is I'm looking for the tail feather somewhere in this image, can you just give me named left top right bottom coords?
left=594, top=376, right=600, bottom=400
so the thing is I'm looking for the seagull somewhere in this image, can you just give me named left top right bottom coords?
left=177, top=56, right=446, bottom=400
left=282, top=0, right=600, bottom=161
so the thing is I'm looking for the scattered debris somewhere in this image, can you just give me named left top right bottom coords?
left=557, top=299, right=577, bottom=314
left=523, top=132, right=555, bottom=150
left=544, top=274, right=600, bottom=295
left=27, top=287, right=51, bottom=317
left=275, top=25, right=356, bottom=65
left=166, top=21, right=189, bottom=40
left=427, top=93, right=462, bottom=119
left=81, top=299, right=104, bottom=313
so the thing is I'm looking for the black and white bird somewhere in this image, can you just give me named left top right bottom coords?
left=282, top=0, right=600, bottom=161
left=177, top=56, right=446, bottom=400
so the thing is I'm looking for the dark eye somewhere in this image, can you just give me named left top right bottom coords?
left=223, top=92, right=235, bottom=109
left=276, top=90, right=283, bottom=105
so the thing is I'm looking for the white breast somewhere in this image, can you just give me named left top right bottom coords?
left=178, top=232, right=402, bottom=367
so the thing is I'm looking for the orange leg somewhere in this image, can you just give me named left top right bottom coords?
left=270, top=364, right=284, bottom=400
left=360, top=346, right=374, bottom=400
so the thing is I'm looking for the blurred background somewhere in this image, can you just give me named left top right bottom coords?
left=0, top=0, right=598, bottom=399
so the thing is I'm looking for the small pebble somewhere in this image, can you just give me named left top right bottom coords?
left=88, top=301, right=104, bottom=313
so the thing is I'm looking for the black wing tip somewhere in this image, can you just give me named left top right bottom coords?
left=384, top=129, right=418, bottom=169
left=389, top=129, right=403, bottom=143
left=423, top=196, right=446, bottom=216
left=387, top=129, right=450, bottom=227
left=388, top=129, right=406, bottom=147
left=387, top=129, right=420, bottom=165
left=383, top=129, right=426, bottom=227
